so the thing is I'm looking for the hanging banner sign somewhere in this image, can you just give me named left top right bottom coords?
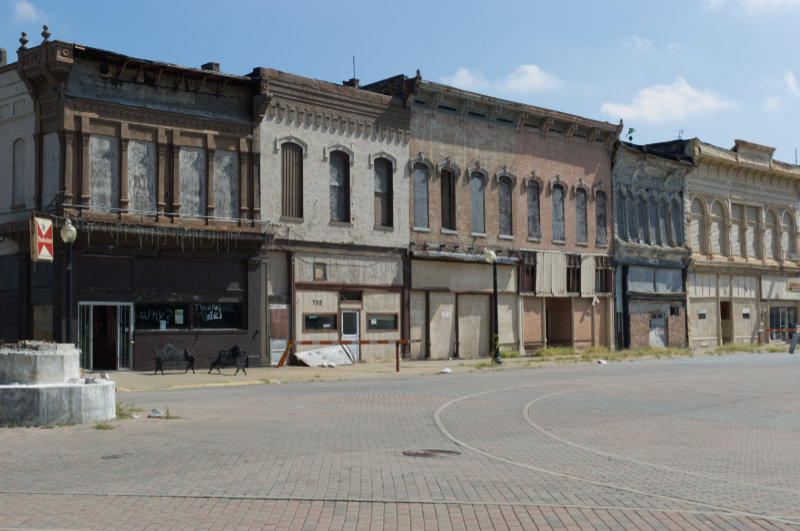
left=30, top=216, right=54, bottom=262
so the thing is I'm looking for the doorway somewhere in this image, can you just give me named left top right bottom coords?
left=341, top=310, right=360, bottom=361
left=78, top=302, right=133, bottom=370
left=720, top=301, right=732, bottom=344
left=769, top=306, right=797, bottom=342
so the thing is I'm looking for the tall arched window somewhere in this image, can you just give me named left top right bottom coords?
left=658, top=201, right=668, bottom=247
left=12, top=138, right=25, bottom=206
left=782, top=211, right=796, bottom=257
left=615, top=188, right=626, bottom=241
left=710, top=201, right=727, bottom=256
left=746, top=206, right=760, bottom=259
left=412, top=163, right=429, bottom=229
left=730, top=204, right=744, bottom=256
left=647, top=198, right=659, bottom=245
left=690, top=198, right=706, bottom=254
left=527, top=180, right=541, bottom=240
left=626, top=191, right=638, bottom=241
left=329, top=151, right=350, bottom=222
left=670, top=200, right=683, bottom=247
left=636, top=196, right=648, bottom=243
left=596, top=190, right=607, bottom=246
left=374, top=158, right=393, bottom=227
left=440, top=169, right=456, bottom=231
left=470, top=172, right=485, bottom=234
left=552, top=183, right=565, bottom=241
left=576, top=188, right=587, bottom=243
left=281, top=142, right=303, bottom=218
left=498, top=176, right=513, bottom=236
left=765, top=209, right=778, bottom=261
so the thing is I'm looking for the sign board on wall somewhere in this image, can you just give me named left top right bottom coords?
left=30, top=217, right=54, bottom=262
left=788, top=278, right=800, bottom=293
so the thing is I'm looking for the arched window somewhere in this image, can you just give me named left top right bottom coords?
left=670, top=200, right=683, bottom=247
left=710, top=201, right=727, bottom=256
left=329, top=150, right=350, bottom=222
left=782, top=211, right=796, bottom=256
left=596, top=190, right=607, bottom=246
left=658, top=201, right=668, bottom=247
left=12, top=138, right=25, bottom=206
left=412, top=163, right=429, bottom=229
left=576, top=188, right=588, bottom=243
left=281, top=142, right=303, bottom=218
left=374, top=158, right=393, bottom=227
left=470, top=172, right=485, bottom=234
left=637, top=196, right=648, bottom=243
left=765, top=210, right=778, bottom=261
left=528, top=180, right=541, bottom=239
left=498, top=176, right=513, bottom=236
left=627, top=191, right=638, bottom=242
left=690, top=198, right=706, bottom=254
left=552, top=183, right=565, bottom=241
left=440, top=169, right=456, bottom=231
left=615, top=188, right=626, bottom=241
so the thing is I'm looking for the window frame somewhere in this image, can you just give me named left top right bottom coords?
left=366, top=313, right=399, bottom=331
left=373, top=157, right=393, bottom=228
left=303, top=313, right=338, bottom=332
left=281, top=141, right=304, bottom=219
left=566, top=253, right=581, bottom=294
left=552, top=182, right=566, bottom=242
left=329, top=150, right=351, bottom=223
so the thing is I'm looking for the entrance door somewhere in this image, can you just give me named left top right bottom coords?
left=770, top=306, right=798, bottom=342
left=78, top=302, right=134, bottom=371
left=269, top=306, right=289, bottom=365
left=341, top=310, right=360, bottom=362
left=649, top=312, right=666, bottom=347
left=720, top=301, right=732, bottom=344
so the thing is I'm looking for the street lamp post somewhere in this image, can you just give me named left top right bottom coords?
left=60, top=218, right=77, bottom=344
left=483, top=248, right=502, bottom=364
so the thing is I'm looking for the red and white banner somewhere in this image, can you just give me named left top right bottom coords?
left=30, top=216, right=54, bottom=262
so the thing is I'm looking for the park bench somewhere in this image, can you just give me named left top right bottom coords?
left=208, top=344, right=247, bottom=375
left=153, top=344, right=196, bottom=375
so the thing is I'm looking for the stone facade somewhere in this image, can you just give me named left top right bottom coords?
left=0, top=66, right=34, bottom=223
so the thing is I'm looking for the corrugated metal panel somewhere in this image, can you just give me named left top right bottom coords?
left=537, top=252, right=565, bottom=296
left=580, top=254, right=594, bottom=296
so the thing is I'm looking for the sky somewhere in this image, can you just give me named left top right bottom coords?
left=3, top=0, right=800, bottom=162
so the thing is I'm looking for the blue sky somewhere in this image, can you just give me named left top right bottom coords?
left=3, top=0, right=800, bottom=162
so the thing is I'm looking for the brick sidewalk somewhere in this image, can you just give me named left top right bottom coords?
left=2, top=353, right=800, bottom=529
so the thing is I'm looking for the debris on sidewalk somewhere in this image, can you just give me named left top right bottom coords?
left=441, top=368, right=452, bottom=374
left=147, top=408, right=164, bottom=419
left=597, top=359, right=608, bottom=365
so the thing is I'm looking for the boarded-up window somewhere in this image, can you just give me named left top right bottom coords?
left=89, top=135, right=120, bottom=211
left=615, top=189, right=626, bottom=241
left=12, top=138, right=25, bottom=206
left=552, top=184, right=565, bottom=241
left=180, top=147, right=206, bottom=217
left=710, top=201, right=726, bottom=256
left=576, top=188, right=588, bottom=243
left=499, top=176, right=513, bottom=236
left=42, top=133, right=60, bottom=210
left=730, top=204, right=743, bottom=256
left=281, top=142, right=303, bottom=218
left=441, top=169, right=456, bottom=231
left=412, top=163, right=429, bottom=228
left=746, top=206, right=760, bottom=258
left=519, top=252, right=536, bottom=293
left=128, top=139, right=156, bottom=213
left=329, top=151, right=350, bottom=222
left=596, top=191, right=607, bottom=245
left=671, top=200, right=683, bottom=247
left=566, top=254, right=581, bottom=293
left=765, top=210, right=778, bottom=260
left=782, top=211, right=796, bottom=254
left=690, top=198, right=705, bottom=254
left=214, top=150, right=239, bottom=219
left=470, top=172, right=485, bottom=234
left=374, top=157, right=392, bottom=227
left=527, top=180, right=541, bottom=239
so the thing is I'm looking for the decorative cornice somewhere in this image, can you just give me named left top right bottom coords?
left=467, top=162, right=489, bottom=183
left=437, top=157, right=460, bottom=178
left=323, top=143, right=355, bottom=165
left=408, top=152, right=434, bottom=172
left=368, top=151, right=398, bottom=172
left=494, top=166, right=517, bottom=188
left=274, top=135, right=309, bottom=158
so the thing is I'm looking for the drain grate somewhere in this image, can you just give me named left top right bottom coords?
left=403, top=449, right=461, bottom=458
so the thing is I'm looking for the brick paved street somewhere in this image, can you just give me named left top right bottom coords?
left=2, top=353, right=800, bottom=529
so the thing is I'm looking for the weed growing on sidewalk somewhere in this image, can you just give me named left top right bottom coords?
left=164, top=405, right=180, bottom=419
left=94, top=421, right=113, bottom=430
left=116, top=401, right=144, bottom=419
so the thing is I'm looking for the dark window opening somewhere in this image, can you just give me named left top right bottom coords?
left=374, top=158, right=393, bottom=227
left=281, top=142, right=303, bottom=218
left=329, top=151, right=350, bottom=222
left=567, top=254, right=581, bottom=293
left=441, top=169, right=456, bottom=231
left=594, top=256, right=612, bottom=293
left=304, top=313, right=337, bottom=331
left=520, top=252, right=536, bottom=293
left=596, top=191, right=607, bottom=245
left=670, top=306, right=681, bottom=317
left=367, top=314, right=398, bottom=330
left=340, top=291, right=363, bottom=302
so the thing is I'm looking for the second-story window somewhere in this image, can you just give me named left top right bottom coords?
left=412, top=163, right=429, bottom=229
left=552, top=183, right=565, bottom=242
left=374, top=157, right=393, bottom=227
left=566, top=254, right=581, bottom=293
left=689, top=198, right=706, bottom=254
left=329, top=150, right=350, bottom=222
left=595, top=256, right=612, bottom=293
left=470, top=172, right=485, bottom=234
left=179, top=146, right=206, bottom=218
left=576, top=188, right=588, bottom=243
left=89, top=134, right=120, bottom=211
left=127, top=140, right=156, bottom=213
left=520, top=251, right=536, bottom=293
left=528, top=180, right=541, bottom=240
left=499, top=176, right=513, bottom=236
left=214, top=150, right=239, bottom=220
left=281, top=142, right=303, bottom=219
left=710, top=201, right=727, bottom=256
left=670, top=199, right=683, bottom=247
left=12, top=138, right=25, bottom=207
left=441, top=169, right=456, bottom=231
left=596, top=191, right=607, bottom=246
left=782, top=211, right=796, bottom=256
left=765, top=210, right=779, bottom=260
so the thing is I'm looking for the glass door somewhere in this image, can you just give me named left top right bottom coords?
left=117, top=304, right=133, bottom=369
left=341, top=310, right=360, bottom=362
left=79, top=304, right=92, bottom=370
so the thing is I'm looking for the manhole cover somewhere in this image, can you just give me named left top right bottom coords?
left=403, top=449, right=461, bottom=458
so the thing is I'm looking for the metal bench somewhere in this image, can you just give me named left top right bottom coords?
left=153, top=344, right=195, bottom=375
left=208, top=344, right=247, bottom=375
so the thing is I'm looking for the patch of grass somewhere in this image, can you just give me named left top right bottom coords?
left=766, top=345, right=789, bottom=353
left=473, top=361, right=502, bottom=370
left=524, top=345, right=692, bottom=364
left=164, top=405, right=180, bottom=420
left=116, top=401, right=144, bottom=419
left=711, top=343, right=764, bottom=354
left=94, top=421, right=114, bottom=430
left=499, top=349, right=520, bottom=359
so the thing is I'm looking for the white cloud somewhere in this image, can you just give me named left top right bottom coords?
left=441, top=65, right=563, bottom=96
left=621, top=35, right=652, bottom=54
left=704, top=0, right=800, bottom=10
left=13, top=0, right=41, bottom=22
left=785, top=71, right=800, bottom=97
left=601, top=77, right=734, bottom=123
left=764, top=96, right=781, bottom=111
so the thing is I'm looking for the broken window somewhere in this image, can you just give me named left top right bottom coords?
left=127, top=139, right=156, bottom=213
left=89, top=134, right=120, bottom=211
left=180, top=147, right=206, bottom=217
left=441, top=169, right=456, bottom=231
left=412, top=163, right=429, bottom=228
left=576, top=188, right=587, bottom=243
left=596, top=190, right=607, bottom=245
left=213, top=150, right=239, bottom=220
left=499, top=176, right=513, bottom=236
left=527, top=180, right=541, bottom=239
left=374, top=158, right=393, bottom=227
left=566, top=254, right=581, bottom=293
left=595, top=256, right=612, bottom=293
left=281, top=142, right=303, bottom=218
left=552, top=183, right=565, bottom=241
left=519, top=251, right=536, bottom=293
left=470, top=172, right=485, bottom=234
left=329, top=150, right=350, bottom=222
